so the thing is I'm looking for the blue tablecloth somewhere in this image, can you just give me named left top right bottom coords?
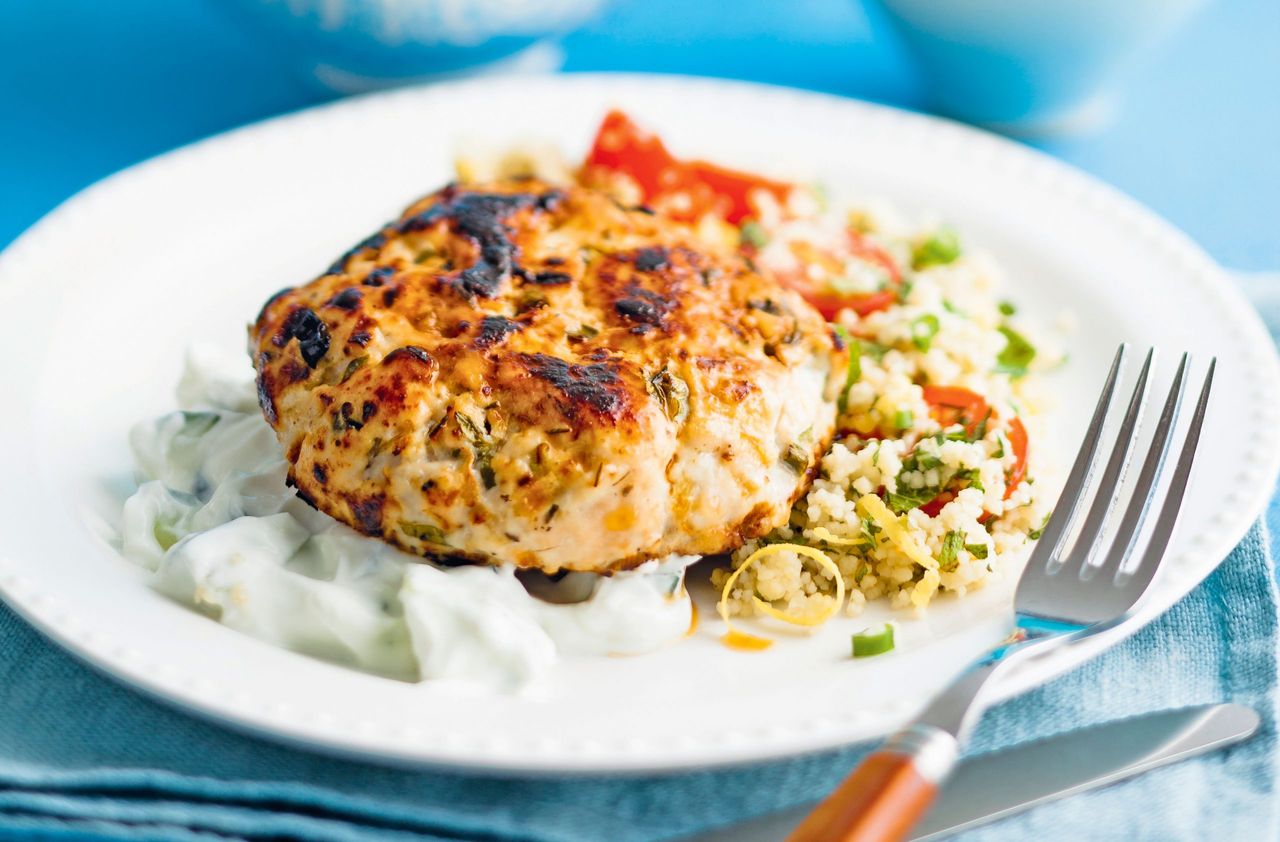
left=2, top=1, right=1279, bottom=838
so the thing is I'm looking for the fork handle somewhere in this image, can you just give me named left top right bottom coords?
left=787, top=725, right=959, bottom=842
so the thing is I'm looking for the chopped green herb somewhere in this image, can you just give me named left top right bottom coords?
left=783, top=443, right=811, bottom=473
left=646, top=367, right=690, bottom=423
left=892, top=409, right=914, bottom=430
left=399, top=520, right=449, bottom=544
left=180, top=411, right=220, bottom=437
left=809, top=182, right=830, bottom=213
left=897, top=277, right=915, bottom=304
left=965, top=543, right=989, bottom=559
left=852, top=624, right=896, bottom=658
left=885, top=487, right=936, bottom=514
left=455, top=413, right=487, bottom=447
left=340, top=355, right=369, bottom=383
left=942, top=299, right=964, bottom=316
left=1029, top=511, right=1053, bottom=540
left=153, top=520, right=182, bottom=552
left=833, top=326, right=862, bottom=414
left=938, top=531, right=965, bottom=571
left=975, top=410, right=991, bottom=440
left=456, top=414, right=496, bottom=489
left=998, top=300, right=1017, bottom=317
left=912, top=228, right=961, bottom=270
left=748, top=298, right=784, bottom=316
left=953, top=468, right=984, bottom=492
left=902, top=450, right=943, bottom=472
left=740, top=220, right=769, bottom=248
left=996, top=326, right=1037, bottom=378
left=863, top=340, right=890, bottom=362
left=911, top=314, right=940, bottom=351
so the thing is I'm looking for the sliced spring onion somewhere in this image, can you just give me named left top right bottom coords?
left=911, top=314, right=940, bottom=351
left=965, top=543, right=990, bottom=559
left=893, top=408, right=914, bottom=430
left=857, top=495, right=936, bottom=570
left=717, top=543, right=846, bottom=649
left=998, top=300, right=1017, bottom=317
left=740, top=220, right=769, bottom=248
left=912, top=228, right=961, bottom=270
left=852, top=623, right=896, bottom=657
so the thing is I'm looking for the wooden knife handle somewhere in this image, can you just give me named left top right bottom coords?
left=787, top=726, right=958, bottom=842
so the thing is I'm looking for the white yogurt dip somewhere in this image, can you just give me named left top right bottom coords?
left=119, top=346, right=695, bottom=692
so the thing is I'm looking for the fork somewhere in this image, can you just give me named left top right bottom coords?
left=787, top=344, right=1216, bottom=842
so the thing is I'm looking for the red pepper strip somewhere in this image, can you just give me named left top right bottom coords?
left=583, top=110, right=793, bottom=224
left=684, top=160, right=792, bottom=225
left=1004, top=416, right=1029, bottom=497
left=917, top=387, right=1030, bottom=516
left=921, top=385, right=990, bottom=439
left=920, top=492, right=953, bottom=518
left=583, top=109, right=686, bottom=200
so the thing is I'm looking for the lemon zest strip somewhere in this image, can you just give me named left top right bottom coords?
left=857, top=495, right=938, bottom=571
left=717, top=543, right=846, bottom=648
left=810, top=526, right=861, bottom=546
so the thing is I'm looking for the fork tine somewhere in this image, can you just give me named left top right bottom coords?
left=1114, top=358, right=1215, bottom=599
left=1024, top=344, right=1128, bottom=568
left=1057, top=348, right=1155, bottom=576
left=1095, top=353, right=1193, bottom=582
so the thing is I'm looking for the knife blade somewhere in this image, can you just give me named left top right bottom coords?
left=677, top=703, right=1258, bottom=842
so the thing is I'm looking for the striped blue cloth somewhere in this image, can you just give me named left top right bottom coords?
left=0, top=276, right=1276, bottom=841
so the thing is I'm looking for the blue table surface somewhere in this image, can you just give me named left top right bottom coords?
left=0, top=0, right=1276, bottom=270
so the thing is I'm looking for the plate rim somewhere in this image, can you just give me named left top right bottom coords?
left=2, top=71, right=1278, bottom=775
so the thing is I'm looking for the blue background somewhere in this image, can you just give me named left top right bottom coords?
left=0, top=0, right=1276, bottom=270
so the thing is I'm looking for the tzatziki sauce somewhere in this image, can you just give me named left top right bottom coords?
left=119, top=345, right=695, bottom=693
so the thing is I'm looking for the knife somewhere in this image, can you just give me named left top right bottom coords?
left=677, top=703, right=1258, bottom=842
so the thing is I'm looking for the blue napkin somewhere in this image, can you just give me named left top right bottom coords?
left=1, top=277, right=1277, bottom=841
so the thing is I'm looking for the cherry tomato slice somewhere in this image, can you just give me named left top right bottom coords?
left=849, top=232, right=902, bottom=284
left=797, top=288, right=897, bottom=321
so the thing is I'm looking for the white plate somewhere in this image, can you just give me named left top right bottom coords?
left=1, top=74, right=1277, bottom=775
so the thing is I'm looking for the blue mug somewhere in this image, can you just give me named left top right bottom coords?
left=217, top=0, right=608, bottom=93
left=867, top=0, right=1209, bottom=134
